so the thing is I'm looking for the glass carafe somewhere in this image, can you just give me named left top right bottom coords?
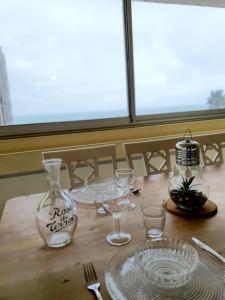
left=36, top=158, right=78, bottom=248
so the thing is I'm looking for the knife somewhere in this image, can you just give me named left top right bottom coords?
left=130, top=187, right=141, bottom=193
left=192, top=237, right=225, bottom=263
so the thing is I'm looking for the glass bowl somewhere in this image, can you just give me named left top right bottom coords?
left=135, top=238, right=199, bottom=289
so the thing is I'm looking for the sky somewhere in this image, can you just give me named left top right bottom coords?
left=0, top=0, right=127, bottom=117
left=132, top=1, right=225, bottom=113
left=1, top=0, right=225, bottom=121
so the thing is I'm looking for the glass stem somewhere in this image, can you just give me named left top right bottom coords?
left=114, top=217, right=121, bottom=236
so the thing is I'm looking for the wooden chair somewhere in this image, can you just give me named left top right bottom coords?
left=42, top=144, right=117, bottom=189
left=195, top=133, right=225, bottom=167
left=123, top=132, right=225, bottom=175
left=123, top=138, right=178, bottom=175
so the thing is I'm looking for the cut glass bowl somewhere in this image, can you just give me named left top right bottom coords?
left=135, top=238, right=199, bottom=289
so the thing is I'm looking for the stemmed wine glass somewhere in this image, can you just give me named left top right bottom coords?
left=89, top=177, right=113, bottom=214
left=115, top=168, right=136, bottom=210
left=102, top=183, right=131, bottom=246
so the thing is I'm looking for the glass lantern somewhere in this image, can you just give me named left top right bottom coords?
left=168, top=130, right=209, bottom=210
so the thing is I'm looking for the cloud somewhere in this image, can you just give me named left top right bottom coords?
left=1, top=0, right=225, bottom=120
left=132, top=1, right=225, bottom=110
left=0, top=0, right=127, bottom=117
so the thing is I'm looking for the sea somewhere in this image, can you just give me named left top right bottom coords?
left=13, top=103, right=208, bottom=125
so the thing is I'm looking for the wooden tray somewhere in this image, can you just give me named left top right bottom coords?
left=166, top=198, right=217, bottom=218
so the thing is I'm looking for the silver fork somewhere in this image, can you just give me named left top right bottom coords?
left=83, top=262, right=103, bottom=300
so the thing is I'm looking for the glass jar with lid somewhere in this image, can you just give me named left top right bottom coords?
left=168, top=130, right=209, bottom=210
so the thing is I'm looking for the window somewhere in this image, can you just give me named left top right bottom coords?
left=132, top=1, right=225, bottom=116
left=1, top=0, right=225, bottom=137
left=0, top=0, right=127, bottom=126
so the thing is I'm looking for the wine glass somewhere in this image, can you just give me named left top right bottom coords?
left=103, top=184, right=131, bottom=246
left=89, top=177, right=113, bottom=214
left=115, top=168, right=136, bottom=210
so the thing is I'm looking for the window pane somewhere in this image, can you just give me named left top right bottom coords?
left=0, top=0, right=127, bottom=125
left=132, top=1, right=225, bottom=115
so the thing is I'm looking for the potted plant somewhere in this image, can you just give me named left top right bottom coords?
left=169, top=175, right=208, bottom=210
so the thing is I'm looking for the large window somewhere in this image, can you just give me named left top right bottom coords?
left=132, top=1, right=225, bottom=116
left=1, top=0, right=225, bottom=136
left=0, top=0, right=127, bottom=126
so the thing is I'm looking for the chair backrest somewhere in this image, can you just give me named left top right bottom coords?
left=123, top=138, right=177, bottom=175
left=195, top=133, right=225, bottom=166
left=42, top=144, right=117, bottom=188
left=124, top=132, right=225, bottom=175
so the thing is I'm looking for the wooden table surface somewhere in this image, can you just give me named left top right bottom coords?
left=1, top=165, right=225, bottom=300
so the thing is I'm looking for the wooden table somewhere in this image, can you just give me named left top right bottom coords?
left=1, top=165, right=225, bottom=299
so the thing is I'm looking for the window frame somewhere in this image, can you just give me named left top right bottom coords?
left=1, top=0, right=225, bottom=139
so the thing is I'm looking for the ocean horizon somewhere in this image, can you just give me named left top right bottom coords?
left=13, top=103, right=208, bottom=125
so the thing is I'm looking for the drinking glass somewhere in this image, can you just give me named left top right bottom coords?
left=89, top=177, right=113, bottom=214
left=140, top=198, right=166, bottom=239
left=115, top=168, right=136, bottom=210
left=103, top=183, right=131, bottom=246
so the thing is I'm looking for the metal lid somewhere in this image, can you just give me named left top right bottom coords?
left=176, top=129, right=200, bottom=166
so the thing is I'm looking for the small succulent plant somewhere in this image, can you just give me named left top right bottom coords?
left=169, top=176, right=208, bottom=210
left=178, top=176, right=195, bottom=195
